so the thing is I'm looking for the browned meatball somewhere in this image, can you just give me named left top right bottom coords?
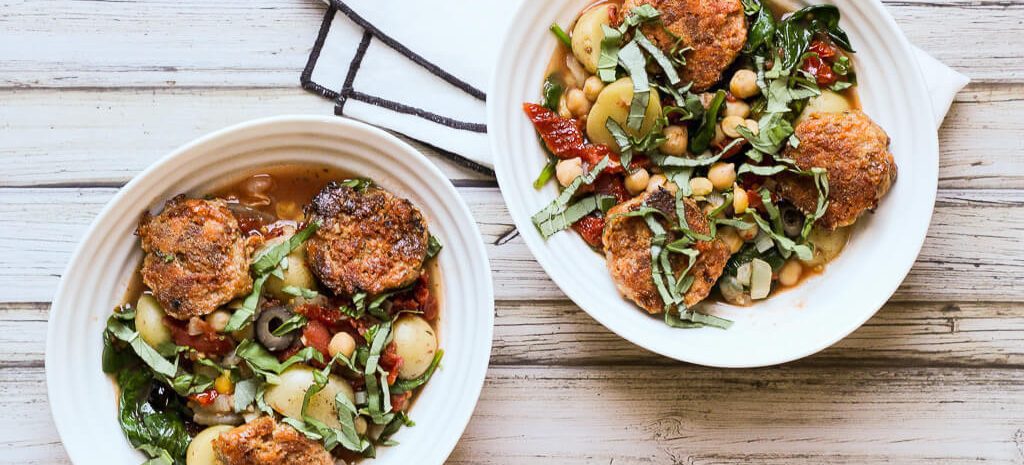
left=622, top=0, right=747, bottom=91
left=777, top=110, right=898, bottom=230
left=603, top=188, right=731, bottom=312
left=136, top=196, right=252, bottom=320
left=212, top=416, right=333, bottom=465
left=306, top=182, right=429, bottom=296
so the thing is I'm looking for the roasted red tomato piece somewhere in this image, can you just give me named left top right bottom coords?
left=572, top=213, right=607, bottom=248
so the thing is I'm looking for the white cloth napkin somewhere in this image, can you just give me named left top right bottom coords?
left=303, top=0, right=969, bottom=171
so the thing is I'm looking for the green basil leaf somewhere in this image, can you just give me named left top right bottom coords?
left=689, top=90, right=726, bottom=153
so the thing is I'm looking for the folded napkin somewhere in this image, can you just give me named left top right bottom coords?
left=302, top=0, right=969, bottom=172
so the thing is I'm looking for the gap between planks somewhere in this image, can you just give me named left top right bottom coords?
left=3, top=365, right=1024, bottom=465
left=0, top=82, right=1021, bottom=188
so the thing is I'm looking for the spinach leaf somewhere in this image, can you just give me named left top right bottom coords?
left=689, top=90, right=726, bottom=153
left=117, top=369, right=190, bottom=465
left=542, top=74, right=564, bottom=112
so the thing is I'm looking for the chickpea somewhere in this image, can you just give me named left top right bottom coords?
left=555, top=157, right=583, bottom=187
left=733, top=184, right=749, bottom=214
left=661, top=125, right=688, bottom=155
left=712, top=123, right=726, bottom=146
left=557, top=95, right=572, bottom=119
left=624, top=168, right=650, bottom=195
left=778, top=259, right=804, bottom=287
left=744, top=118, right=760, bottom=135
left=724, top=99, right=750, bottom=118
left=206, top=310, right=231, bottom=333
left=646, top=174, right=677, bottom=194
left=566, top=88, right=591, bottom=118
left=583, top=76, right=604, bottom=102
left=328, top=332, right=357, bottom=359
left=689, top=177, right=713, bottom=196
left=718, top=226, right=744, bottom=253
left=707, top=162, right=736, bottom=191
left=721, top=115, right=746, bottom=139
left=730, top=69, right=760, bottom=99
left=738, top=220, right=758, bottom=241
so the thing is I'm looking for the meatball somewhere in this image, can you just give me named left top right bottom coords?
left=136, top=196, right=252, bottom=320
left=603, top=188, right=731, bottom=312
left=306, top=182, right=429, bottom=296
left=212, top=416, right=333, bottom=465
left=621, top=0, right=747, bottom=91
left=777, top=110, right=897, bottom=230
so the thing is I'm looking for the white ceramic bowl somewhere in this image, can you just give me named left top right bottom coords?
left=46, top=116, right=494, bottom=464
left=489, top=0, right=937, bottom=367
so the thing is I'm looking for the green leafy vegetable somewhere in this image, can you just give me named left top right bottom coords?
left=105, top=317, right=177, bottom=378
left=282, top=286, right=318, bottom=299
left=531, top=156, right=610, bottom=238
left=597, top=24, right=623, bottom=82
left=363, top=321, right=393, bottom=425
left=270, top=313, right=308, bottom=337
left=542, top=74, right=564, bottom=112
left=616, top=40, right=651, bottom=131
left=116, top=369, right=190, bottom=465
left=425, top=234, right=443, bottom=259
left=391, top=349, right=444, bottom=394
left=689, top=90, right=726, bottom=153
left=635, top=30, right=680, bottom=85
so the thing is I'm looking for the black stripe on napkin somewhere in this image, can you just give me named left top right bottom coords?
left=300, top=2, right=494, bottom=176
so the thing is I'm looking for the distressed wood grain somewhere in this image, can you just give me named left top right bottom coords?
left=0, top=0, right=1020, bottom=88
left=0, top=84, right=1019, bottom=187
left=4, top=366, right=1024, bottom=464
left=1, top=187, right=1021, bottom=303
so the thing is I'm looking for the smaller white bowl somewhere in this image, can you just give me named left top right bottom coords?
left=45, top=116, right=494, bottom=465
left=488, top=0, right=938, bottom=367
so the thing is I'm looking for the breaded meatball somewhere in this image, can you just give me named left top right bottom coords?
left=306, top=182, right=429, bottom=296
left=622, top=0, right=747, bottom=91
left=212, top=416, right=333, bottom=465
left=136, top=196, right=252, bottom=320
left=777, top=110, right=897, bottom=230
left=603, top=188, right=731, bottom=312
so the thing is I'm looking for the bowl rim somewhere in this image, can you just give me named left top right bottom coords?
left=45, top=115, right=495, bottom=463
left=487, top=0, right=939, bottom=367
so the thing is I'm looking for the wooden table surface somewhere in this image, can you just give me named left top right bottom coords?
left=2, top=1, right=1024, bottom=463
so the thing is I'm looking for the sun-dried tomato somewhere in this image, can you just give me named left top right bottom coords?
left=803, top=40, right=839, bottom=86
left=300, top=320, right=332, bottom=366
left=572, top=213, right=606, bottom=248
left=189, top=389, right=218, bottom=407
left=593, top=173, right=630, bottom=203
left=163, top=317, right=235, bottom=355
left=380, top=342, right=404, bottom=385
left=390, top=392, right=412, bottom=413
left=522, top=103, right=625, bottom=174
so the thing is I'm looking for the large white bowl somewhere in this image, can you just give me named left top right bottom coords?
left=489, top=0, right=938, bottom=367
left=46, top=116, right=494, bottom=464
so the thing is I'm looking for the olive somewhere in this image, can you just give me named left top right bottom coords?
left=147, top=381, right=174, bottom=410
left=780, top=202, right=805, bottom=238
left=255, top=306, right=297, bottom=351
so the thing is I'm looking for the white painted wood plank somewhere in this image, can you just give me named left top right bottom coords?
left=0, top=188, right=1021, bottom=303
left=4, top=366, right=1024, bottom=464
left=4, top=300, right=1023, bottom=367
left=0, top=1, right=1020, bottom=88
left=0, top=89, right=490, bottom=187
left=0, top=84, right=1018, bottom=188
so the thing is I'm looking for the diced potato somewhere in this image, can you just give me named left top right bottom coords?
left=571, top=5, right=614, bottom=73
left=186, top=425, right=234, bottom=465
left=586, top=78, right=662, bottom=149
left=391, top=315, right=438, bottom=380
left=796, top=90, right=852, bottom=124
left=264, top=365, right=355, bottom=429
left=135, top=294, right=172, bottom=348
left=800, top=226, right=851, bottom=267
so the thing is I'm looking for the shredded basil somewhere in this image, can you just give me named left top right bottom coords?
left=425, top=234, right=443, bottom=259
left=617, top=40, right=651, bottom=131
left=270, top=313, right=308, bottom=337
left=689, top=90, right=726, bottom=153
left=391, top=349, right=443, bottom=394
left=635, top=30, right=680, bottom=85
left=531, top=157, right=610, bottom=238
left=597, top=24, right=623, bottom=82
